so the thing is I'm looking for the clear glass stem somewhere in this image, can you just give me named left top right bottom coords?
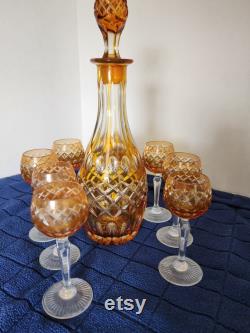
left=173, top=216, right=180, bottom=228
left=52, top=244, right=58, bottom=257
left=56, top=238, right=76, bottom=300
left=152, top=175, right=162, bottom=212
left=168, top=215, right=180, bottom=237
left=174, top=219, right=190, bottom=272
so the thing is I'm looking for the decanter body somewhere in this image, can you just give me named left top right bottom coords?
left=78, top=0, right=147, bottom=245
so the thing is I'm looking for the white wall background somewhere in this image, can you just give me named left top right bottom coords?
left=0, top=0, right=250, bottom=196
left=0, top=0, right=82, bottom=177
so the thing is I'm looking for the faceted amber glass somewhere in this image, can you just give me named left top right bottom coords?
left=20, top=149, right=57, bottom=184
left=163, top=152, right=202, bottom=181
left=52, top=139, right=85, bottom=171
left=94, top=0, right=128, bottom=37
left=143, top=141, right=174, bottom=174
left=79, top=0, right=147, bottom=245
left=164, top=172, right=212, bottom=220
left=31, top=181, right=89, bottom=239
left=32, top=161, right=76, bottom=189
left=78, top=64, right=147, bottom=245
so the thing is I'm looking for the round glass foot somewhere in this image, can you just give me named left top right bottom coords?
left=39, top=244, right=80, bottom=270
left=159, top=255, right=203, bottom=287
left=29, top=227, right=55, bottom=243
left=144, top=207, right=172, bottom=223
left=156, top=226, right=193, bottom=248
left=42, top=278, right=93, bottom=319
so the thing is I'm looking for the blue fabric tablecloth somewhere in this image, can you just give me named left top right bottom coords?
left=0, top=175, right=250, bottom=333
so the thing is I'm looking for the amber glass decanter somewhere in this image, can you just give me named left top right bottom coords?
left=78, top=0, right=147, bottom=245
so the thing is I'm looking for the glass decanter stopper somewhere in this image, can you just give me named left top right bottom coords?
left=94, top=0, right=128, bottom=58
left=78, top=0, right=147, bottom=245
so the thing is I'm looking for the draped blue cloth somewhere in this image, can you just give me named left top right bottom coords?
left=0, top=174, right=250, bottom=333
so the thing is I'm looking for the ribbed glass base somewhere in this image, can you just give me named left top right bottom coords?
left=39, top=244, right=80, bottom=270
left=144, top=207, right=172, bottom=223
left=42, top=278, right=93, bottom=319
left=29, top=227, right=55, bottom=243
left=156, top=226, right=193, bottom=248
left=159, top=255, right=203, bottom=287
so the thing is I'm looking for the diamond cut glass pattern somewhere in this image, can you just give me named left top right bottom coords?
left=143, top=141, right=174, bottom=174
left=20, top=149, right=58, bottom=184
left=31, top=182, right=89, bottom=239
left=52, top=139, right=85, bottom=170
left=160, top=172, right=212, bottom=287
left=95, top=0, right=128, bottom=33
left=32, top=161, right=76, bottom=189
left=79, top=152, right=147, bottom=245
left=163, top=152, right=202, bottom=181
left=157, top=152, right=202, bottom=247
left=164, top=172, right=212, bottom=220
left=142, top=141, right=174, bottom=223
left=78, top=0, right=147, bottom=245
left=31, top=181, right=92, bottom=319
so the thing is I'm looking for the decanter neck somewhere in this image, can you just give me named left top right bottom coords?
left=98, top=64, right=126, bottom=85
left=90, top=64, right=135, bottom=154
left=98, top=64, right=128, bottom=134
left=97, top=65, right=127, bottom=121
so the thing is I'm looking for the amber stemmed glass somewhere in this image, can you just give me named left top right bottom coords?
left=143, top=141, right=174, bottom=223
left=20, top=149, right=58, bottom=243
left=159, top=172, right=212, bottom=287
left=52, top=138, right=85, bottom=171
left=157, top=152, right=202, bottom=248
left=31, top=181, right=93, bottom=319
left=31, top=161, right=81, bottom=270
